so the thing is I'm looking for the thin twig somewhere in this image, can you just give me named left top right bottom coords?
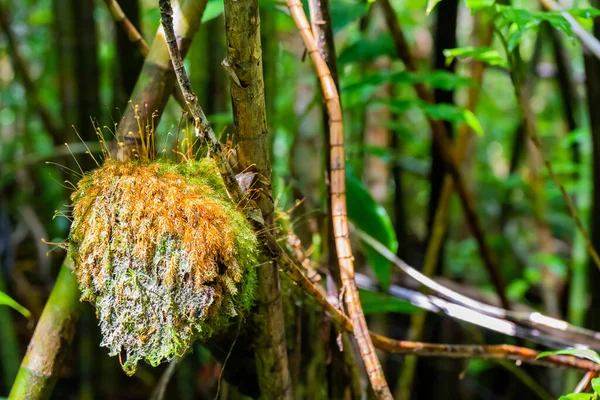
left=280, top=241, right=600, bottom=372
left=286, top=1, right=393, bottom=398
left=149, top=357, right=180, bottom=400
left=158, top=0, right=245, bottom=205
left=104, top=0, right=189, bottom=113
left=372, top=334, right=600, bottom=371
left=379, top=0, right=511, bottom=310
left=103, top=0, right=149, bottom=55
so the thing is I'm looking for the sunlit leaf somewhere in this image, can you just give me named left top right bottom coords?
left=462, top=110, right=484, bottom=136
left=558, top=394, right=594, bottom=400
left=202, top=0, right=224, bottom=22
left=0, top=291, right=31, bottom=320
left=359, top=289, right=418, bottom=314
left=346, top=172, right=397, bottom=290
left=465, top=0, right=495, bottom=11
left=592, top=377, right=600, bottom=395
left=569, top=8, right=600, bottom=19
left=444, top=47, right=508, bottom=68
left=426, top=0, right=443, bottom=14
left=537, top=348, right=600, bottom=365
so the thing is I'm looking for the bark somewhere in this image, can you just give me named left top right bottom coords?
left=261, top=8, right=278, bottom=158
left=114, top=0, right=208, bottom=160
left=222, top=1, right=293, bottom=398
left=8, top=261, right=81, bottom=400
left=309, top=1, right=362, bottom=398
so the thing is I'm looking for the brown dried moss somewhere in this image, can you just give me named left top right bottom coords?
left=69, top=158, right=257, bottom=374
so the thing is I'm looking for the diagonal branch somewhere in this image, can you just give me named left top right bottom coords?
left=280, top=241, right=600, bottom=372
left=286, top=1, right=393, bottom=398
left=103, top=0, right=149, bottom=55
left=103, top=0, right=189, bottom=115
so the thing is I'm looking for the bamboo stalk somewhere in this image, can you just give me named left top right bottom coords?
left=309, top=0, right=363, bottom=396
left=286, top=1, right=393, bottom=398
left=102, top=0, right=188, bottom=112
left=115, top=0, right=207, bottom=160
left=221, top=0, right=292, bottom=397
left=8, top=260, right=81, bottom=400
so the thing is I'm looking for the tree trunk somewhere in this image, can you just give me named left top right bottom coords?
left=223, top=1, right=293, bottom=398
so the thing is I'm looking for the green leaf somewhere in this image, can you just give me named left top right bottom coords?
left=426, top=0, right=443, bottom=14
left=465, top=0, right=495, bottom=11
left=462, top=109, right=484, bottom=136
left=593, top=377, right=600, bottom=395
left=0, top=290, right=31, bottom=320
left=359, top=289, right=418, bottom=314
left=344, top=70, right=473, bottom=94
left=559, top=394, right=594, bottom=400
left=444, top=47, right=509, bottom=69
left=201, top=0, right=224, bottom=22
left=569, top=8, right=600, bottom=19
left=346, top=172, right=398, bottom=290
left=494, top=5, right=576, bottom=50
left=537, top=348, right=600, bottom=365
left=331, top=1, right=369, bottom=32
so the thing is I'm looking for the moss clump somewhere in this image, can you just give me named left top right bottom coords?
left=69, top=158, right=258, bottom=375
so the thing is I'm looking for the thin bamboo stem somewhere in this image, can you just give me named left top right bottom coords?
left=286, top=1, right=393, bottom=398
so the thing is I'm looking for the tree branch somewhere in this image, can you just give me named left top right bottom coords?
left=279, top=240, right=600, bottom=373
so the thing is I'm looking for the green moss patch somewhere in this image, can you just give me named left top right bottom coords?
left=69, top=158, right=258, bottom=374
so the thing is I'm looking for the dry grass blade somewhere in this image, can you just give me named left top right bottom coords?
left=286, top=1, right=393, bottom=398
